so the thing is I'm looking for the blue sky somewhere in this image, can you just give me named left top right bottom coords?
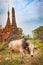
left=0, top=0, right=43, bottom=37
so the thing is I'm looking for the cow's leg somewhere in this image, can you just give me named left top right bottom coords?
left=20, top=48, right=26, bottom=63
left=20, top=48, right=23, bottom=63
left=20, top=48, right=24, bottom=58
left=20, top=48, right=25, bottom=62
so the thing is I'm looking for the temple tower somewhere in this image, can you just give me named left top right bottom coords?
left=2, top=8, right=11, bottom=41
left=4, top=7, right=11, bottom=32
left=12, top=7, right=17, bottom=28
left=9, top=7, right=20, bottom=40
left=0, top=7, right=21, bottom=42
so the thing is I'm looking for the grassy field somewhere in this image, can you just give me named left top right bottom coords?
left=0, top=40, right=43, bottom=65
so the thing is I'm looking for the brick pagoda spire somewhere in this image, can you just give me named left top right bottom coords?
left=2, top=7, right=11, bottom=42
left=12, top=7, right=17, bottom=28
left=9, top=7, right=20, bottom=40
left=0, top=7, right=21, bottom=42
left=4, top=7, right=11, bottom=32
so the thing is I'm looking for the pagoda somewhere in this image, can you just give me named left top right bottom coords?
left=8, top=7, right=20, bottom=40
left=0, top=7, right=21, bottom=42
left=3, top=8, right=11, bottom=33
left=2, top=8, right=11, bottom=41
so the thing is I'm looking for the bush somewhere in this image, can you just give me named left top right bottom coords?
left=2, top=59, right=19, bottom=65
left=0, top=42, right=7, bottom=51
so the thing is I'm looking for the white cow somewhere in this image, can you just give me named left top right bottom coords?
left=9, top=39, right=36, bottom=61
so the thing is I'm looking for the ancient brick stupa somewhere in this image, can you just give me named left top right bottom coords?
left=8, top=7, right=20, bottom=41
left=4, top=8, right=11, bottom=32
left=0, top=7, right=20, bottom=42
left=1, top=8, right=11, bottom=42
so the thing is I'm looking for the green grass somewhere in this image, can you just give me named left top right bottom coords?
left=1, top=59, right=19, bottom=65
left=0, top=40, right=43, bottom=65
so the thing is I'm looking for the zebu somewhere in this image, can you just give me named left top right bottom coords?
left=9, top=38, right=36, bottom=61
left=9, top=38, right=29, bottom=60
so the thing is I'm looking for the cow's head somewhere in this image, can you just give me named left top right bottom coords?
left=23, top=40, right=36, bottom=57
left=28, top=44, right=35, bottom=57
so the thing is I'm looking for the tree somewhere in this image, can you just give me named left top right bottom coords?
left=32, top=26, right=43, bottom=40
left=25, top=34, right=30, bottom=39
left=18, top=27, right=24, bottom=37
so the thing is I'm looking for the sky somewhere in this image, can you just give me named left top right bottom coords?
left=0, top=0, right=43, bottom=37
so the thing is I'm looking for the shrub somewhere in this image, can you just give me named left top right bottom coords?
left=0, top=42, right=6, bottom=51
left=2, top=59, right=19, bottom=65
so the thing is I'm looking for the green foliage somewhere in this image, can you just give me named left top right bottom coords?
left=29, top=39, right=43, bottom=50
left=0, top=42, right=5, bottom=51
left=18, top=27, right=24, bottom=37
left=25, top=34, right=30, bottom=39
left=35, top=40, right=43, bottom=50
left=2, top=59, right=19, bottom=65
left=33, top=26, right=43, bottom=39
left=18, top=28, right=23, bottom=34
left=33, top=26, right=43, bottom=33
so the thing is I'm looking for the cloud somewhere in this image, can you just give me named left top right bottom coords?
left=0, top=0, right=43, bottom=37
left=13, top=0, right=43, bottom=37
left=0, top=0, right=12, bottom=13
left=17, top=17, right=43, bottom=37
left=14, top=0, right=43, bottom=24
left=0, top=0, right=12, bottom=27
left=12, top=0, right=34, bottom=10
